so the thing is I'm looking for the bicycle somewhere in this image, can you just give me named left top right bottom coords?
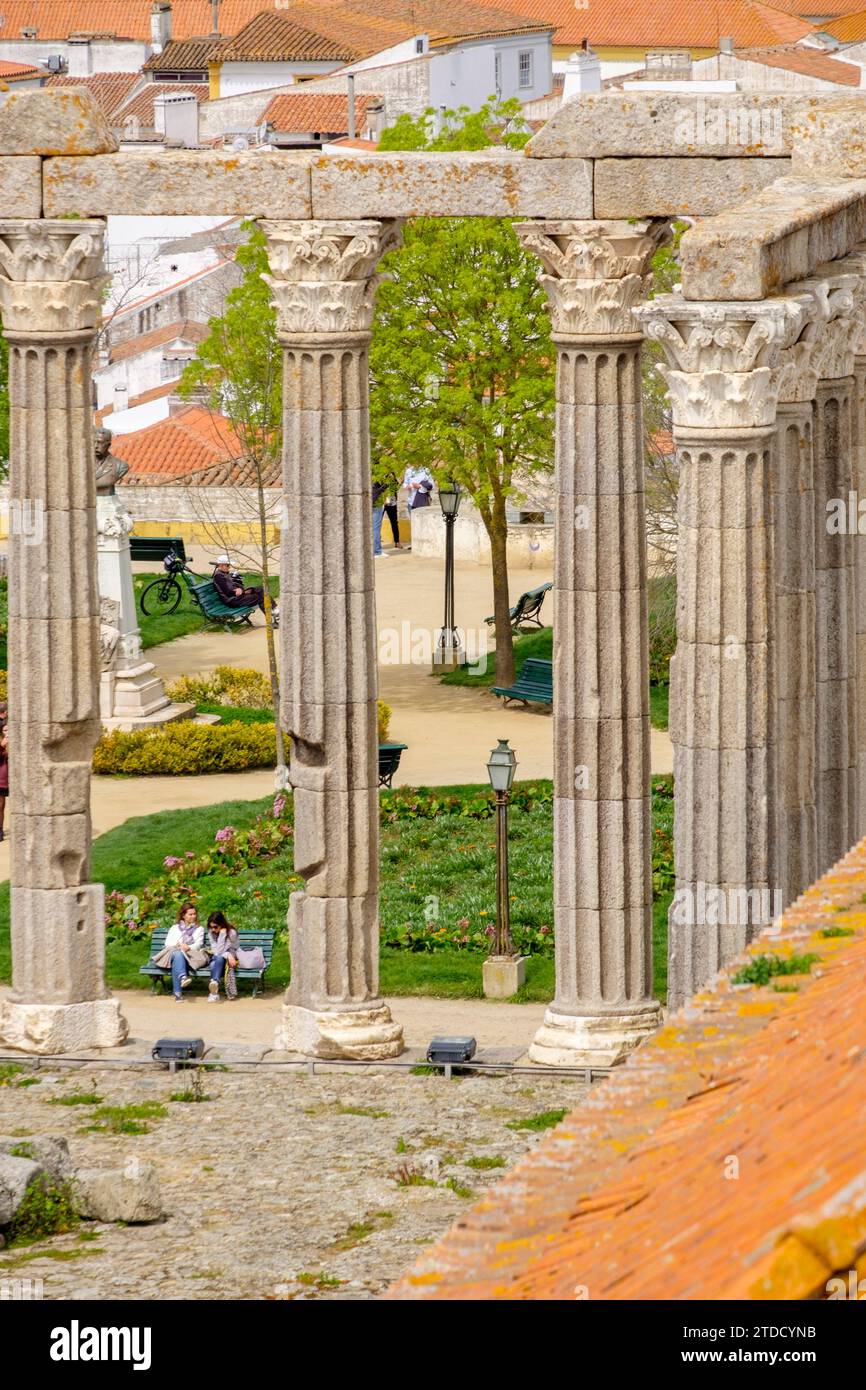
left=138, top=551, right=195, bottom=617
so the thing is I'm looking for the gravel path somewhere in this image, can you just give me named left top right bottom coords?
left=0, top=1063, right=587, bottom=1300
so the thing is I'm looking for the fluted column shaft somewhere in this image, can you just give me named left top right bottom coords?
left=639, top=294, right=810, bottom=1008
left=854, top=350, right=866, bottom=836
left=516, top=220, right=665, bottom=1067
left=0, top=219, right=126, bottom=1052
left=262, top=219, right=403, bottom=1060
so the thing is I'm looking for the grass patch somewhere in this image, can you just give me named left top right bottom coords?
left=444, top=1177, right=475, bottom=1199
left=7, top=1178, right=78, bottom=1247
left=14, top=1077, right=40, bottom=1088
left=133, top=571, right=277, bottom=650
left=336, top=1105, right=390, bottom=1119
left=731, top=954, right=819, bottom=987
left=330, top=1211, right=394, bottom=1251
left=506, top=1108, right=567, bottom=1133
left=440, top=625, right=551, bottom=688
left=391, top=1163, right=437, bottom=1188
left=820, top=925, right=856, bottom=939
left=0, top=1063, right=24, bottom=1085
left=47, top=1091, right=103, bottom=1107
left=296, top=1271, right=344, bottom=1290
left=169, top=1090, right=213, bottom=1103
left=464, top=1155, right=506, bottom=1170
left=649, top=682, right=669, bottom=731
left=83, top=1101, right=167, bottom=1136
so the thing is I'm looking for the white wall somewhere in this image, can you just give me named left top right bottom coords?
left=96, top=345, right=166, bottom=408
left=0, top=39, right=147, bottom=72
left=349, top=38, right=424, bottom=74
left=410, top=504, right=553, bottom=568
left=100, top=396, right=172, bottom=435
left=218, top=59, right=341, bottom=97
left=429, top=33, right=552, bottom=110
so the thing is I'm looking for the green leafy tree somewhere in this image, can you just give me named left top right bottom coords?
left=179, top=223, right=286, bottom=764
left=372, top=100, right=554, bottom=686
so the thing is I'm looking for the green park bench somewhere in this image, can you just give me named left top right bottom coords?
left=181, top=570, right=258, bottom=630
left=130, top=537, right=188, bottom=564
left=485, top=581, right=552, bottom=632
left=378, top=743, right=408, bottom=787
left=492, top=657, right=553, bottom=709
left=139, top=927, right=275, bottom=997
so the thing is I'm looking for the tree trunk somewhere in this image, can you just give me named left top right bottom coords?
left=255, top=466, right=288, bottom=769
left=487, top=498, right=515, bottom=688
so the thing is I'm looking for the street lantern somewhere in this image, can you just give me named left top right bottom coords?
left=432, top=479, right=465, bottom=669
left=487, top=739, right=517, bottom=957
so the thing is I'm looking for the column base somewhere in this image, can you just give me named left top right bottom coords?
left=275, top=1001, right=404, bottom=1060
left=0, top=997, right=128, bottom=1055
left=528, top=1002, right=662, bottom=1068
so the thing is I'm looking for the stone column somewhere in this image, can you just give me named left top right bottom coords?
left=0, top=220, right=127, bottom=1054
left=638, top=294, right=808, bottom=1009
left=515, top=219, right=666, bottom=1067
left=844, top=249, right=866, bottom=839
left=262, top=220, right=403, bottom=1059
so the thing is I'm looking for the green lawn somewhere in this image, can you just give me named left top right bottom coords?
left=0, top=782, right=673, bottom=1003
left=133, top=571, right=279, bottom=650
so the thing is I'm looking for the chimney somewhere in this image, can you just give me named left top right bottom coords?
left=210, top=0, right=220, bottom=37
left=150, top=3, right=173, bottom=54
left=113, top=383, right=128, bottom=414
left=156, top=91, right=200, bottom=148
left=67, top=38, right=93, bottom=78
left=562, top=47, right=601, bottom=101
left=347, top=74, right=356, bottom=140
left=719, top=35, right=734, bottom=54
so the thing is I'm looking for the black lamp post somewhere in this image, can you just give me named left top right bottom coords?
left=486, top=738, right=517, bottom=957
left=433, top=480, right=465, bottom=668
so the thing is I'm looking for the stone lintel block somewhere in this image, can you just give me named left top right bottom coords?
left=8, top=507, right=98, bottom=621
left=285, top=890, right=384, bottom=1013
left=816, top=570, right=855, bottom=681
left=74, top=1163, right=162, bottom=1224
left=679, top=175, right=866, bottom=301
left=0, top=997, right=127, bottom=1055
left=311, top=151, right=592, bottom=219
left=553, top=796, right=651, bottom=911
left=529, top=1001, right=660, bottom=1069
left=677, top=527, right=773, bottom=644
left=7, top=618, right=98, bottom=724
left=0, top=89, right=115, bottom=155
left=10, top=883, right=109, bottom=1004
left=0, top=156, right=41, bottom=216
left=527, top=92, right=809, bottom=159
left=10, top=811, right=91, bottom=890
left=44, top=150, right=313, bottom=218
left=790, top=99, right=866, bottom=179
left=816, top=678, right=856, bottom=772
left=554, top=493, right=647, bottom=594
left=8, top=721, right=99, bottom=817
left=291, top=785, right=377, bottom=898
left=594, top=157, right=790, bottom=219
left=282, top=703, right=378, bottom=789
left=282, top=494, right=373, bottom=593
left=555, top=404, right=642, bottom=493
left=671, top=642, right=772, bottom=749
left=556, top=587, right=648, bottom=720
left=672, top=744, right=775, bottom=885
left=555, top=716, right=650, bottom=802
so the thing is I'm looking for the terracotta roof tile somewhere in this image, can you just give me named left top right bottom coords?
left=389, top=837, right=866, bottom=1301
left=44, top=71, right=141, bottom=117
left=826, top=6, right=866, bottom=39
left=142, top=35, right=227, bottom=71
left=469, top=0, right=816, bottom=47
left=735, top=42, right=861, bottom=84
left=0, top=57, right=46, bottom=78
left=118, top=81, right=209, bottom=123
left=113, top=404, right=243, bottom=480
left=219, top=10, right=355, bottom=62
left=108, top=319, right=209, bottom=364
left=261, top=92, right=380, bottom=134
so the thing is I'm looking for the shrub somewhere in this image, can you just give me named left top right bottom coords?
left=377, top=699, right=391, bottom=742
left=0, top=668, right=6, bottom=700
left=166, top=665, right=272, bottom=710
left=93, top=720, right=277, bottom=776
left=7, top=1176, right=79, bottom=1246
left=732, top=953, right=818, bottom=987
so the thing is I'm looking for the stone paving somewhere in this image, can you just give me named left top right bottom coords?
left=0, top=1061, right=587, bottom=1300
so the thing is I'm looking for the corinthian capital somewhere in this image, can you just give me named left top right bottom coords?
left=514, top=218, right=670, bottom=337
left=0, top=218, right=106, bottom=333
left=261, top=219, right=403, bottom=335
left=787, top=264, right=862, bottom=380
left=636, top=293, right=809, bottom=430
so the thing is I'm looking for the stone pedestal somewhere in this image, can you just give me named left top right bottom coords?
left=263, top=219, right=405, bottom=1059
left=0, top=219, right=127, bottom=1053
left=482, top=954, right=527, bottom=1000
left=517, top=220, right=666, bottom=1063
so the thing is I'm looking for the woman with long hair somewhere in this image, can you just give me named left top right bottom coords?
left=206, top=910, right=239, bottom=1002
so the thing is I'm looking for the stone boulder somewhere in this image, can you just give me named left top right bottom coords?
left=0, top=1154, right=45, bottom=1227
left=0, top=1135, right=72, bottom=1185
left=74, top=1163, right=162, bottom=1224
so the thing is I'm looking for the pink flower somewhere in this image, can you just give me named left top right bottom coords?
left=272, top=794, right=287, bottom=818
left=215, top=826, right=235, bottom=844
left=457, top=917, right=469, bottom=928
left=186, top=851, right=195, bottom=859
left=163, top=855, right=182, bottom=868
left=484, top=924, right=495, bottom=937
left=539, top=925, right=551, bottom=935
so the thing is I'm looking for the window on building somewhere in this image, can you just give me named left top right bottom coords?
left=494, top=52, right=502, bottom=95
left=518, top=50, right=533, bottom=89
left=161, top=355, right=193, bottom=381
left=415, top=37, right=424, bottom=54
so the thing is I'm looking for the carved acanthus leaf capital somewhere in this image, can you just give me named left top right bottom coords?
left=262, top=219, right=403, bottom=335
left=0, top=218, right=107, bottom=332
left=786, top=270, right=859, bottom=381
left=515, top=218, right=669, bottom=337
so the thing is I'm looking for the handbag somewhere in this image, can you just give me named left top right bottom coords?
left=236, top=945, right=265, bottom=970
left=152, top=946, right=174, bottom=969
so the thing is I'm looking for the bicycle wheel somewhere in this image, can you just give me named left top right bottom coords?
left=139, top=577, right=182, bottom=617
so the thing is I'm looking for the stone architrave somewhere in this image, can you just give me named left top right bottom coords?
left=515, top=219, right=668, bottom=1067
left=787, top=268, right=860, bottom=872
left=638, top=292, right=809, bottom=1009
left=262, top=219, right=404, bottom=1060
left=0, top=219, right=127, bottom=1054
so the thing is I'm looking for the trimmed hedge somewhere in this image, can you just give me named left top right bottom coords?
left=93, top=720, right=277, bottom=776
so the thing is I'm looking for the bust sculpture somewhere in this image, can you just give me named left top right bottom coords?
left=94, top=427, right=129, bottom=496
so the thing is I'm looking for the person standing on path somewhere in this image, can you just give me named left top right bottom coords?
left=372, top=478, right=388, bottom=558
left=401, top=465, right=434, bottom=547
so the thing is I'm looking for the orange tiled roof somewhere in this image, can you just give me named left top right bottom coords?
left=44, top=71, right=141, bottom=116
left=219, top=10, right=355, bottom=62
left=735, top=42, right=862, bottom=84
left=470, top=0, right=816, bottom=47
left=390, top=837, right=866, bottom=1301
left=0, top=57, right=45, bottom=78
left=142, top=35, right=228, bottom=70
left=118, top=81, right=209, bottom=123
left=108, top=319, right=209, bottom=364
left=826, top=6, right=866, bottom=39
left=261, top=92, right=380, bottom=134
left=113, top=404, right=243, bottom=480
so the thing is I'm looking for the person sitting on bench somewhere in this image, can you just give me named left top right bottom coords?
left=206, top=910, right=240, bottom=1003
left=163, top=903, right=206, bottom=1001
left=212, top=554, right=279, bottom=627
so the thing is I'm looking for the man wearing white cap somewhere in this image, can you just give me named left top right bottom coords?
left=212, top=554, right=279, bottom=628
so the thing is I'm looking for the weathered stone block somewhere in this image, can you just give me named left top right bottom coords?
left=282, top=495, right=373, bottom=594
left=10, top=811, right=92, bottom=890
left=0, top=157, right=41, bottom=216
left=671, top=642, right=772, bottom=750
left=282, top=702, right=378, bottom=791
left=311, top=151, right=592, bottom=219
left=8, top=721, right=97, bottom=818
left=7, top=619, right=99, bottom=725
left=555, top=401, right=643, bottom=493
left=8, top=507, right=98, bottom=621
left=482, top=955, right=527, bottom=1000
left=556, top=588, right=648, bottom=719
left=594, top=157, right=790, bottom=218
left=555, top=716, right=650, bottom=802
left=10, top=883, right=108, bottom=1003
left=816, top=570, right=855, bottom=681
left=777, top=595, right=816, bottom=706
left=0, top=89, right=115, bottom=155
left=290, top=784, right=377, bottom=897
left=0, top=1153, right=44, bottom=1226
left=790, top=99, right=866, bottom=178
left=529, top=1000, right=660, bottom=1068
left=554, top=493, right=647, bottom=594
left=672, top=744, right=776, bottom=886
left=0, top=1135, right=71, bottom=1184
left=676, top=525, right=772, bottom=646
left=0, top=997, right=127, bottom=1055
left=74, top=1163, right=162, bottom=1223
left=44, top=150, right=313, bottom=217
left=285, top=890, right=381, bottom=1007
left=528, top=93, right=797, bottom=159
left=816, top=677, right=856, bottom=772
